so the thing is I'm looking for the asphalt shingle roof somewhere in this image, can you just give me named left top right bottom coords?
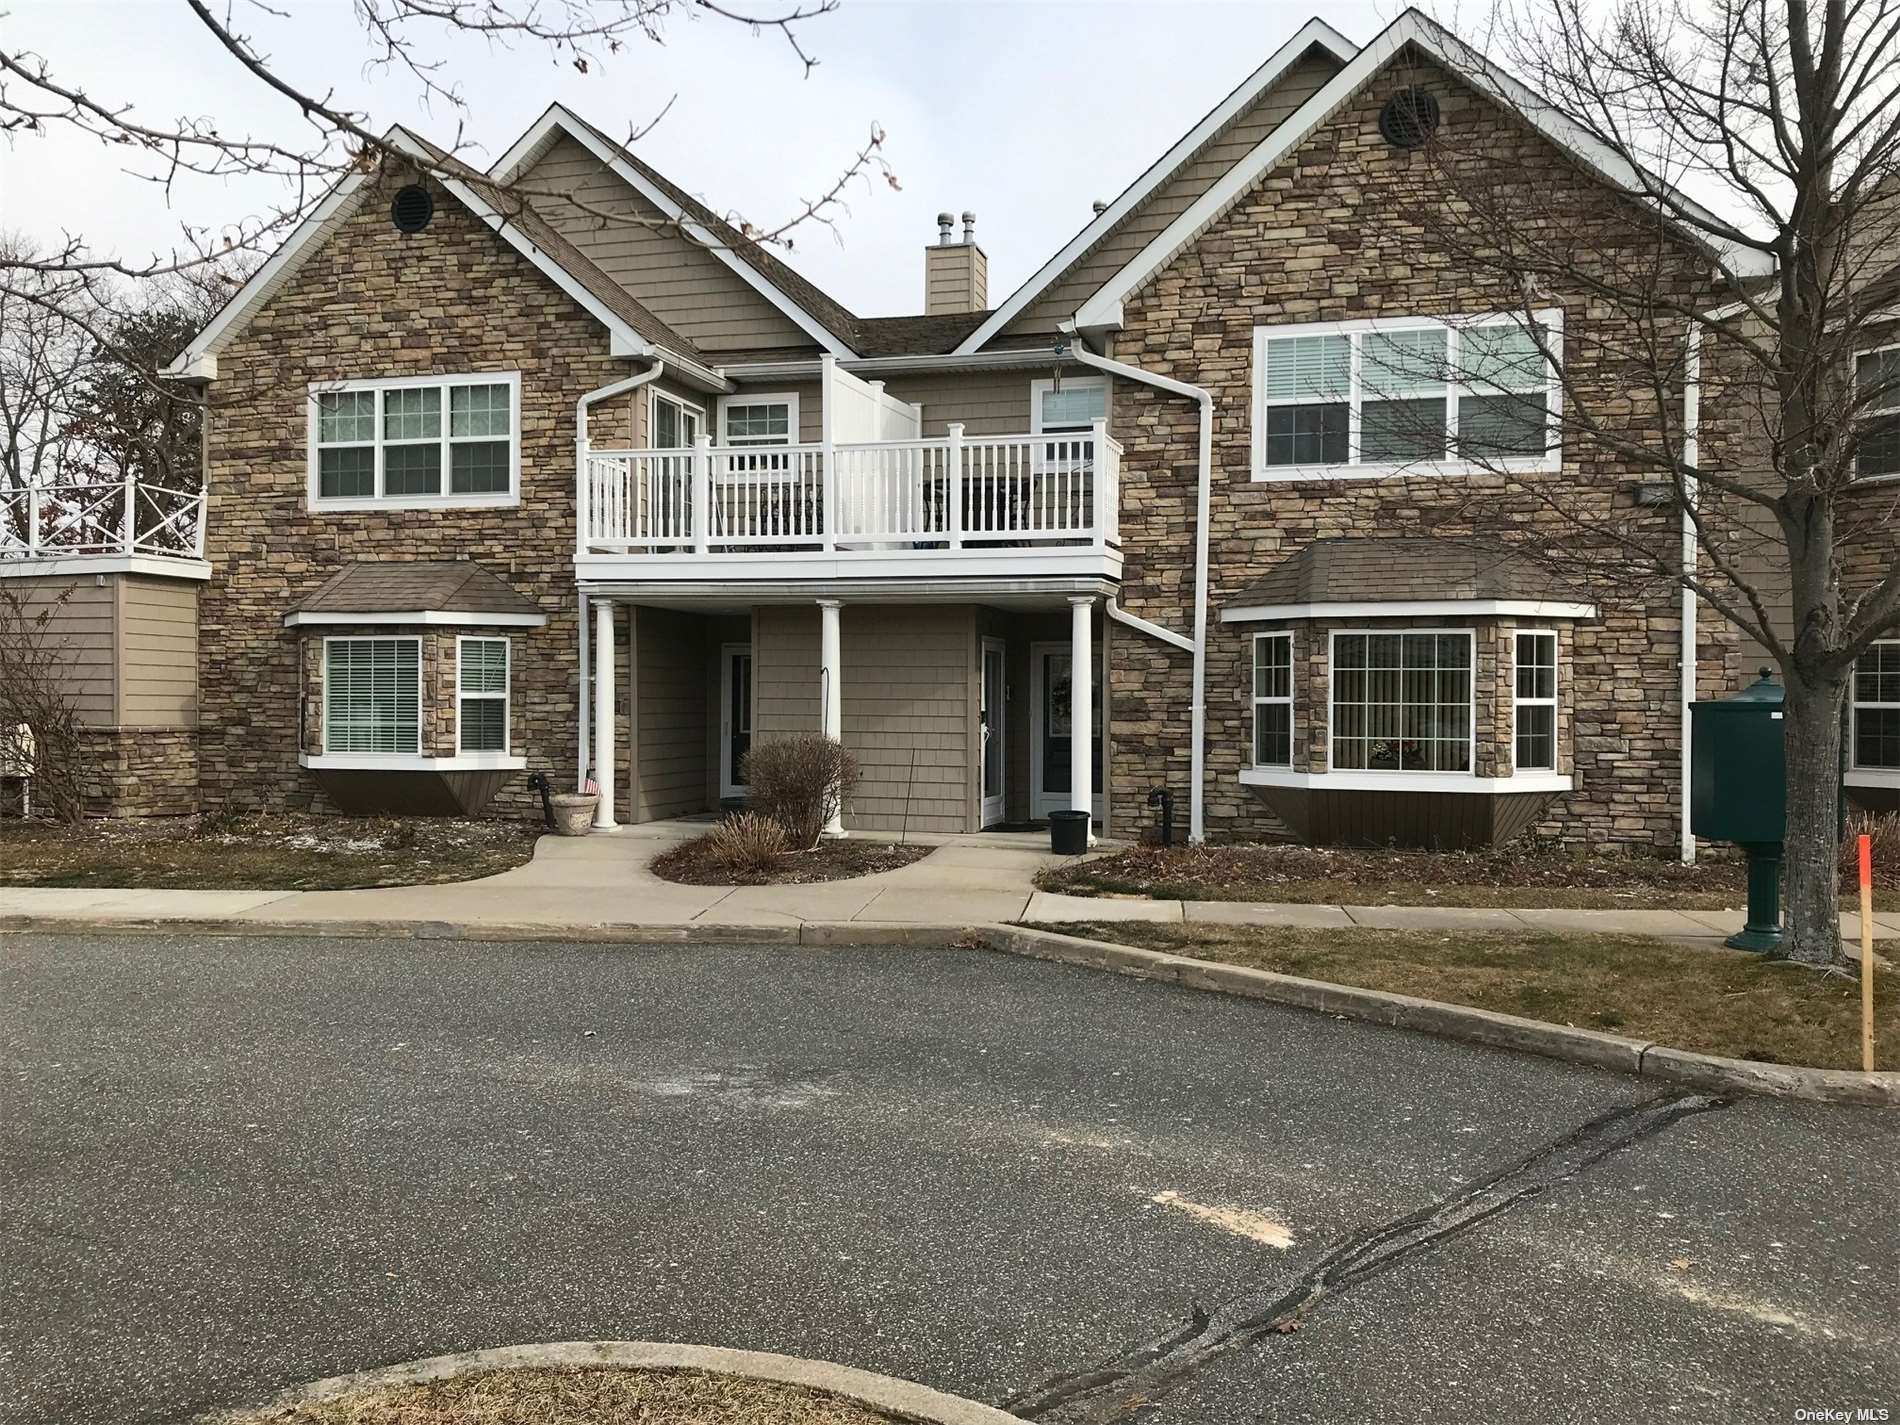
left=294, top=561, right=545, bottom=619
left=1228, top=538, right=1585, bottom=609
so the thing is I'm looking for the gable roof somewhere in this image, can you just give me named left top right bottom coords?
left=1070, top=8, right=1776, bottom=334
left=490, top=104, right=861, bottom=356
left=285, top=559, right=548, bottom=625
left=166, top=127, right=725, bottom=385
left=954, top=17, right=1359, bottom=355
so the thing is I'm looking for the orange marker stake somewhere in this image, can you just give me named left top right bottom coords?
left=1860, top=833, right=1876, bottom=1074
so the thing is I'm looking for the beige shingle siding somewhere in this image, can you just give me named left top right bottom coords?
left=118, top=575, right=198, bottom=728
left=524, top=135, right=814, bottom=354
left=7, top=575, right=116, bottom=722
left=634, top=607, right=708, bottom=821
left=878, top=370, right=1036, bottom=437
left=1000, top=48, right=1343, bottom=340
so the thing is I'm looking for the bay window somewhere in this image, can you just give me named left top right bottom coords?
left=1251, top=312, right=1560, bottom=478
left=324, top=638, right=422, bottom=755
left=1513, top=631, right=1558, bottom=771
left=456, top=637, right=510, bottom=754
left=310, top=373, right=518, bottom=508
left=1330, top=631, right=1473, bottom=773
left=1252, top=632, right=1294, bottom=768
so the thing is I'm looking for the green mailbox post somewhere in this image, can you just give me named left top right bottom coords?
left=1690, top=670, right=1787, bottom=952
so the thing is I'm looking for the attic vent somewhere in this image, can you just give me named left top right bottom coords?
left=390, top=185, right=435, bottom=234
left=1378, top=87, right=1441, bottom=150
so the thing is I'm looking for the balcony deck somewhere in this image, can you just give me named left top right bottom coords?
left=576, top=427, right=1122, bottom=587
left=0, top=478, right=209, bottom=579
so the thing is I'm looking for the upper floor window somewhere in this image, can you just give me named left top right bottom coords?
left=1331, top=630, right=1473, bottom=773
left=324, top=637, right=421, bottom=755
left=1031, top=376, right=1107, bottom=434
left=309, top=374, right=519, bottom=510
left=1853, top=641, right=1900, bottom=770
left=720, top=394, right=798, bottom=447
left=1856, top=347, right=1900, bottom=479
left=1250, top=313, right=1561, bottom=480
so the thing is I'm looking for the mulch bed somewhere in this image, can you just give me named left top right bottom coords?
left=1036, top=840, right=1900, bottom=911
left=231, top=1367, right=896, bottom=1424
left=0, top=811, right=540, bottom=890
left=651, top=834, right=930, bottom=887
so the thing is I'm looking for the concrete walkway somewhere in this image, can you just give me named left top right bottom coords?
left=0, top=818, right=1891, bottom=946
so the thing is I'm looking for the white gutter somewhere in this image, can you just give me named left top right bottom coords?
left=1108, top=597, right=1194, bottom=653
left=717, top=349, right=1093, bottom=382
left=576, top=360, right=666, bottom=789
left=1680, top=322, right=1702, bottom=865
left=1059, top=326, right=1214, bottom=844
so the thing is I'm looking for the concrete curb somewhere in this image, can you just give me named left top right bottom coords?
left=198, top=1339, right=1021, bottom=1423
left=987, top=925, right=1900, bottom=1108
left=6, top=913, right=1893, bottom=1106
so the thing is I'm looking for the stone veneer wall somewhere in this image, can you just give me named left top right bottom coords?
left=1104, top=55, right=1736, bottom=851
left=199, top=162, right=626, bottom=817
left=80, top=728, right=198, bottom=817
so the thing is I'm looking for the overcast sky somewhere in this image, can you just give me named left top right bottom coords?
left=0, top=0, right=1413, bottom=317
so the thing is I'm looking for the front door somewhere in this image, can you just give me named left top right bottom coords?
left=981, top=638, right=1007, bottom=827
left=1030, top=641, right=1103, bottom=821
left=720, top=644, right=752, bottom=798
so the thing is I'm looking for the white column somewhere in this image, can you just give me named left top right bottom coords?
left=819, top=598, right=844, bottom=835
left=593, top=599, right=618, bottom=830
left=1069, top=595, right=1095, bottom=841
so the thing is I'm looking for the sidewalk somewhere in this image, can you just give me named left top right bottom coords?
left=0, top=821, right=1891, bottom=944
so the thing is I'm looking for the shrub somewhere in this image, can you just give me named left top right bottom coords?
left=741, top=733, right=860, bottom=850
left=0, top=584, right=90, bottom=822
left=709, top=811, right=789, bottom=873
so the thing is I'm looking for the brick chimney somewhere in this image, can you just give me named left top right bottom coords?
left=924, top=210, right=988, bottom=315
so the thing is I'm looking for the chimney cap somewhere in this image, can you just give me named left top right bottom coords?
left=961, top=210, right=977, bottom=244
left=936, top=211, right=954, bottom=245
left=1092, top=199, right=1109, bottom=216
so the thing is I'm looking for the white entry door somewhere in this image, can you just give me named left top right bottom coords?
left=1029, top=641, right=1103, bottom=821
left=720, top=644, right=752, bottom=798
left=980, top=637, right=1007, bottom=827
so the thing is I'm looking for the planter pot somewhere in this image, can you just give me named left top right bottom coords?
left=550, top=792, right=599, bottom=837
left=1049, top=809, right=1091, bottom=855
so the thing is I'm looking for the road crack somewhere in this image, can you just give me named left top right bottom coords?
left=1003, top=1091, right=1726, bottom=1423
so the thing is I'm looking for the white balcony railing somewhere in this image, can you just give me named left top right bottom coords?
left=0, top=477, right=208, bottom=564
left=580, top=421, right=1121, bottom=557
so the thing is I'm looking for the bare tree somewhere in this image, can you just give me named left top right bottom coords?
left=0, top=582, right=90, bottom=822
left=0, top=0, right=895, bottom=341
left=1348, top=2, right=1900, bottom=965
left=0, top=234, right=93, bottom=499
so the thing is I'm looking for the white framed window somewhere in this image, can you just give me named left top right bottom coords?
left=308, top=373, right=519, bottom=510
left=718, top=392, right=799, bottom=447
left=1855, top=345, right=1900, bottom=479
left=1030, top=376, right=1107, bottom=434
left=1250, top=311, right=1562, bottom=480
left=650, top=389, right=704, bottom=449
left=1252, top=632, right=1294, bottom=768
left=1513, top=630, right=1558, bottom=772
left=1852, top=641, right=1900, bottom=770
left=323, top=637, right=422, bottom=755
left=456, top=637, right=510, bottom=754
left=1329, top=630, right=1474, bottom=773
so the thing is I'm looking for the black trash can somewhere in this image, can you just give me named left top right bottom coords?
left=1049, top=810, right=1090, bottom=855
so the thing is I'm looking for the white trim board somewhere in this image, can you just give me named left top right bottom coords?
left=490, top=104, right=856, bottom=357
left=953, top=18, right=1358, bottom=355
left=1222, top=598, right=1597, bottom=623
left=166, top=126, right=657, bottom=380
left=0, top=556, right=212, bottom=582
left=299, top=752, right=527, bottom=772
left=284, top=610, right=547, bottom=628
left=1070, top=10, right=1775, bottom=334
left=1239, top=767, right=1573, bottom=794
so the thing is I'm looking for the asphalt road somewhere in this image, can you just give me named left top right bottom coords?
left=1, top=933, right=1895, bottom=1425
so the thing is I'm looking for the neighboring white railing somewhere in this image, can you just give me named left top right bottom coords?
left=0, top=477, right=208, bottom=562
left=581, top=421, right=1121, bottom=555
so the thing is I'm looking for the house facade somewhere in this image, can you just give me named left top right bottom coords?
left=14, top=8, right=1854, bottom=848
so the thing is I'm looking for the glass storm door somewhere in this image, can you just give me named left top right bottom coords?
left=981, top=638, right=1007, bottom=826
left=1031, top=643, right=1102, bottom=820
left=721, top=645, right=752, bottom=798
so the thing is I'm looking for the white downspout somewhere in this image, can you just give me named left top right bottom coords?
left=1060, top=328, right=1215, bottom=844
left=1680, top=322, right=1701, bottom=865
left=575, top=359, right=665, bottom=790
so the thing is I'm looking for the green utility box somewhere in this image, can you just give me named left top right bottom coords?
left=1689, top=670, right=1786, bottom=952
left=1690, top=670, right=1786, bottom=843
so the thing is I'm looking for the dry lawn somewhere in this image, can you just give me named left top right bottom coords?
left=1048, top=921, right=1899, bottom=1071
left=229, top=1368, right=896, bottom=1424
left=651, top=834, right=929, bottom=887
left=0, top=812, right=539, bottom=890
left=1038, top=840, right=1900, bottom=911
